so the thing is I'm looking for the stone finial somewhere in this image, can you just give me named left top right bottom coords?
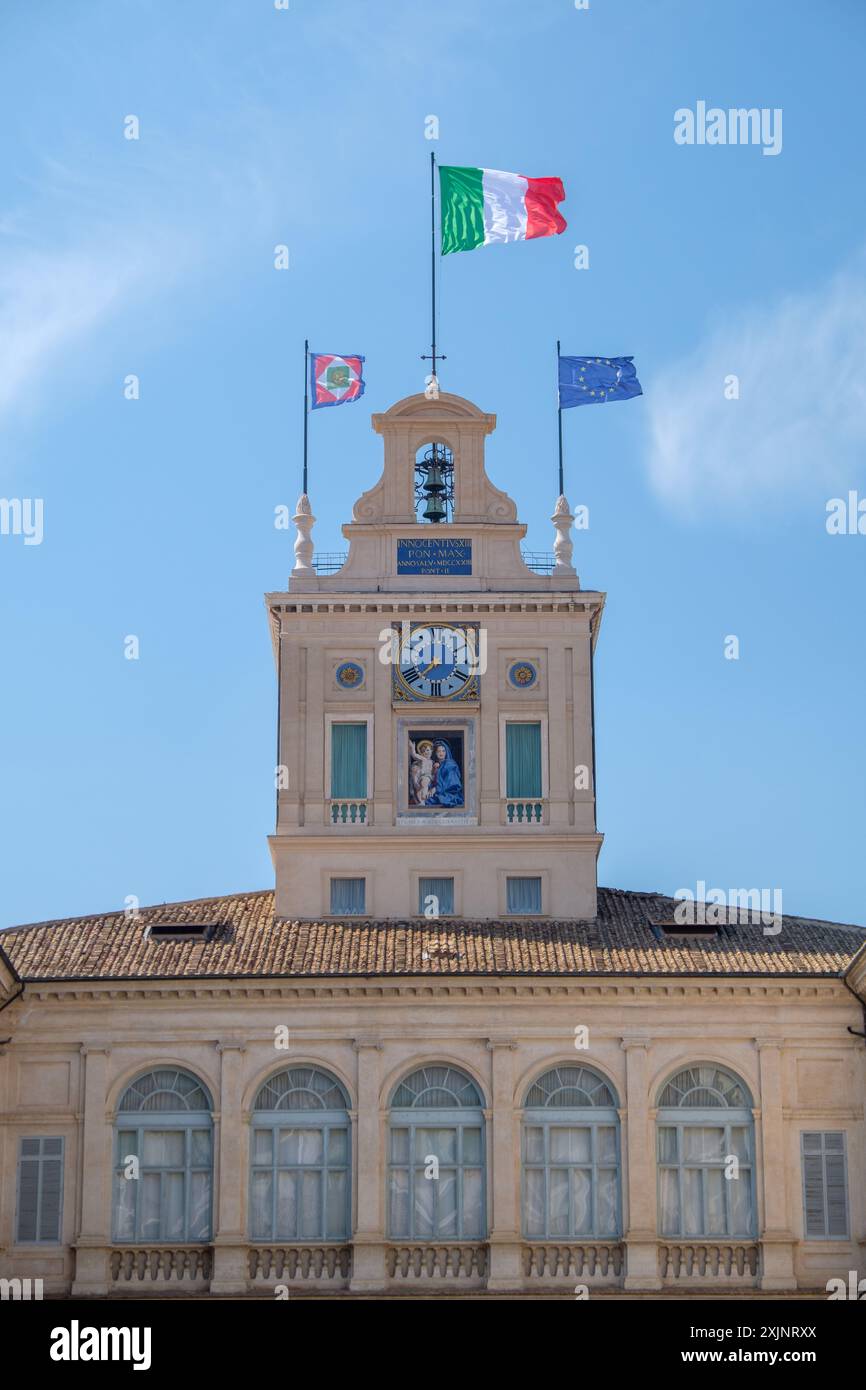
left=551, top=494, right=576, bottom=572
left=292, top=493, right=316, bottom=573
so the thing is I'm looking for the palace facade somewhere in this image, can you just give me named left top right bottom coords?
left=1, top=392, right=864, bottom=1298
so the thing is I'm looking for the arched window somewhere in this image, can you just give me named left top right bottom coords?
left=522, top=1065, right=621, bottom=1239
left=656, top=1064, right=755, bottom=1238
left=388, top=1065, right=486, bottom=1241
left=113, top=1069, right=213, bottom=1243
left=250, top=1067, right=351, bottom=1243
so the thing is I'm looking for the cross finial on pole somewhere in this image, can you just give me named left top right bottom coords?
left=421, top=151, right=446, bottom=386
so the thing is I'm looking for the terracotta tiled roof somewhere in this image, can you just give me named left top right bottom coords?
left=1, top=887, right=864, bottom=982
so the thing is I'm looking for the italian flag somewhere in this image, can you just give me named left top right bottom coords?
left=439, top=165, right=567, bottom=255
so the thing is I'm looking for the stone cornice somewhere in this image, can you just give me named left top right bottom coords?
left=13, top=977, right=853, bottom=1006
left=265, top=592, right=604, bottom=616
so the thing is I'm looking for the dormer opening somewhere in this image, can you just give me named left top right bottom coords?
left=414, top=442, right=454, bottom=523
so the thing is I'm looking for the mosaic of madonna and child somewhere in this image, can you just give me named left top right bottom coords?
left=407, top=731, right=465, bottom=809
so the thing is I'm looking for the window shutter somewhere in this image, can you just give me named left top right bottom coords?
left=506, top=723, right=542, bottom=798
left=17, top=1137, right=64, bottom=1243
left=39, top=1156, right=64, bottom=1241
left=802, top=1152, right=826, bottom=1237
left=824, top=1150, right=848, bottom=1238
left=17, top=1155, right=40, bottom=1242
left=331, top=723, right=367, bottom=798
left=802, top=1132, right=849, bottom=1239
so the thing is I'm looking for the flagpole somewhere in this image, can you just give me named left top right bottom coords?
left=431, top=151, right=437, bottom=376
left=556, top=339, right=564, bottom=496
left=422, top=152, right=445, bottom=384
left=303, top=338, right=309, bottom=496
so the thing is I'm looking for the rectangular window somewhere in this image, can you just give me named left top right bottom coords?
left=330, top=723, right=367, bottom=799
left=802, top=1132, right=849, bottom=1239
left=112, top=1127, right=212, bottom=1243
left=16, top=1137, right=64, bottom=1244
left=250, top=1124, right=349, bottom=1242
left=506, top=722, right=542, bottom=798
left=330, top=877, right=366, bottom=915
left=506, top=876, right=542, bottom=914
left=418, top=876, right=454, bottom=916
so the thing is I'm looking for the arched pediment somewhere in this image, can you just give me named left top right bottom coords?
left=373, top=391, right=496, bottom=431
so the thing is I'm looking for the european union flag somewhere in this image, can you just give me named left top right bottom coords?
left=558, top=355, right=642, bottom=408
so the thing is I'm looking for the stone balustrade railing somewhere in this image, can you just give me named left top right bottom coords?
left=386, top=1243, right=488, bottom=1279
left=248, top=1245, right=352, bottom=1281
left=504, top=799, right=546, bottom=825
left=658, top=1242, right=760, bottom=1280
left=522, top=1242, right=625, bottom=1279
left=327, top=799, right=370, bottom=825
left=109, top=1245, right=213, bottom=1284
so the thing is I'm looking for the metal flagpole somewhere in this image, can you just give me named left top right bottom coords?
left=422, top=151, right=445, bottom=384
left=303, top=338, right=309, bottom=496
left=431, top=152, right=436, bottom=374
left=556, top=339, right=564, bottom=496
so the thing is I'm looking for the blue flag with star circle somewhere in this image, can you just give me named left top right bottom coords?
left=558, top=355, right=643, bottom=408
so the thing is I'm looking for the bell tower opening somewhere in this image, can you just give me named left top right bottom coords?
left=414, top=442, right=454, bottom=524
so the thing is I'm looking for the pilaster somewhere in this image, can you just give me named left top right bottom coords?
left=755, top=1038, right=797, bottom=1290
left=485, top=1039, right=522, bottom=1290
left=621, top=1035, right=662, bottom=1290
left=70, top=1045, right=112, bottom=1297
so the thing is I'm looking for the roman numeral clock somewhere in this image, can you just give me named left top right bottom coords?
left=392, top=623, right=480, bottom=703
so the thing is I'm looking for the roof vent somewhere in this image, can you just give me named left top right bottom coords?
left=145, top=922, right=218, bottom=943
left=653, top=920, right=721, bottom=939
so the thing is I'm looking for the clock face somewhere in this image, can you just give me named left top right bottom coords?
left=394, top=624, right=479, bottom=702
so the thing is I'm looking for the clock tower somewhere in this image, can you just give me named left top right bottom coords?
left=266, top=390, right=604, bottom=921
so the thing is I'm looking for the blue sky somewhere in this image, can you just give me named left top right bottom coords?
left=1, top=0, right=864, bottom=930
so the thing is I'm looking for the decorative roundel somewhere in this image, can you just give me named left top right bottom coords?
left=335, top=661, right=364, bottom=690
left=508, top=660, right=538, bottom=690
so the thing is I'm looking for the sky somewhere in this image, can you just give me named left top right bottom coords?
left=1, top=0, right=864, bottom=931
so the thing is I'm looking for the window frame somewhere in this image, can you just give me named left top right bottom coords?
left=249, top=1068, right=352, bottom=1245
left=328, top=875, right=367, bottom=915
left=800, top=1130, right=850, bottom=1241
left=387, top=1107, right=486, bottom=1242
left=416, top=874, right=456, bottom=917
left=15, top=1135, right=65, bottom=1246
left=522, top=1115, right=621, bottom=1240
left=250, top=1110, right=351, bottom=1244
left=656, top=1111, right=756, bottom=1239
left=112, top=1069, right=214, bottom=1245
left=324, top=713, right=373, bottom=800
left=504, top=874, right=544, bottom=915
left=498, top=713, right=549, bottom=800
left=387, top=1066, right=487, bottom=1243
left=112, top=1112, right=214, bottom=1244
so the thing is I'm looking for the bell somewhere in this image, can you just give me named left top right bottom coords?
left=422, top=493, right=447, bottom=523
left=424, top=461, right=446, bottom=495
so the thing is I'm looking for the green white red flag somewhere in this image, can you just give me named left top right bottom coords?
left=439, top=165, right=567, bottom=255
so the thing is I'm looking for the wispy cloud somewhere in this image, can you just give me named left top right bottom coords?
left=646, top=256, right=866, bottom=516
left=0, top=123, right=291, bottom=435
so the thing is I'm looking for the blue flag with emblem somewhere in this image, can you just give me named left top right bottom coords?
left=558, top=355, right=643, bottom=408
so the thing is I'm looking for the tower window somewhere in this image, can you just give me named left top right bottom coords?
left=418, top=876, right=455, bottom=917
left=330, top=878, right=366, bottom=915
left=505, top=722, right=543, bottom=799
left=506, top=876, right=542, bottom=914
left=330, top=722, right=367, bottom=799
